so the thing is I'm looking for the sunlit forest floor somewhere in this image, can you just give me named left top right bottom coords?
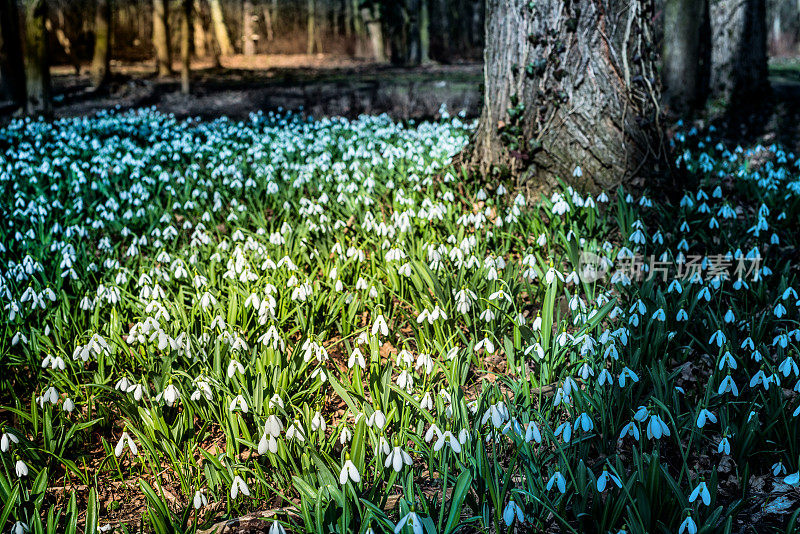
left=34, top=54, right=482, bottom=121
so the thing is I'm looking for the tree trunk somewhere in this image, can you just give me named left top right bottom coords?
left=153, top=0, right=171, bottom=76
left=464, top=0, right=664, bottom=193
left=360, top=6, right=385, bottom=61
left=709, top=0, right=768, bottom=105
left=243, top=0, right=255, bottom=55
left=262, top=0, right=275, bottom=41
left=49, top=9, right=80, bottom=75
left=662, top=0, right=705, bottom=115
left=0, top=0, right=26, bottom=105
left=307, top=0, right=316, bottom=54
left=209, top=0, right=234, bottom=56
left=181, top=0, right=191, bottom=93
left=419, top=0, right=429, bottom=63
left=193, top=0, right=207, bottom=57
left=91, top=0, right=112, bottom=89
left=22, top=0, right=51, bottom=115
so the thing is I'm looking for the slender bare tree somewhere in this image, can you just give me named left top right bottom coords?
left=91, top=0, right=112, bottom=89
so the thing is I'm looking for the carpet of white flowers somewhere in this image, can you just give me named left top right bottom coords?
left=1, top=109, right=800, bottom=534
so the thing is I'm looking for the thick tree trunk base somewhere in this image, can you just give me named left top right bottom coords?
left=464, top=0, right=665, bottom=194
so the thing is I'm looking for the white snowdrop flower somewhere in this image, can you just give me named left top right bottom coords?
left=339, top=457, right=361, bottom=484
left=193, top=490, right=208, bottom=509
left=229, top=394, right=248, bottom=413
left=385, top=445, right=413, bottom=472
left=367, top=410, right=386, bottom=430
left=394, top=511, right=422, bottom=534
left=311, top=412, right=326, bottom=432
left=227, top=360, right=245, bottom=378
left=162, top=383, right=180, bottom=406
left=1, top=430, right=20, bottom=452
left=15, top=459, right=28, bottom=478
left=371, top=314, right=389, bottom=336
left=230, top=475, right=250, bottom=499
left=114, top=431, right=138, bottom=457
left=286, top=420, right=305, bottom=442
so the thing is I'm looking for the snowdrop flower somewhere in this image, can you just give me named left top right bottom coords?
left=229, top=393, right=248, bottom=413
left=696, top=408, right=717, bottom=428
left=596, top=469, right=622, bottom=492
left=339, top=455, right=361, bottom=484
left=433, top=431, right=462, bottom=453
left=525, top=421, right=542, bottom=443
left=230, top=475, right=250, bottom=499
left=688, top=480, right=711, bottom=506
left=502, top=499, right=524, bottom=526
left=114, top=431, right=138, bottom=457
left=161, top=383, right=180, bottom=406
left=474, top=335, right=495, bottom=354
left=679, top=513, right=697, bottom=534
left=269, top=521, right=286, bottom=534
left=480, top=401, right=509, bottom=428
left=227, top=359, right=245, bottom=378
left=10, top=521, right=28, bottom=534
left=367, top=410, right=386, bottom=430
left=385, top=445, right=413, bottom=472
left=546, top=471, right=566, bottom=493
left=394, top=510, right=422, bottom=534
left=1, top=429, right=20, bottom=452
left=646, top=414, right=670, bottom=440
left=193, top=490, right=208, bottom=509
left=372, top=314, right=389, bottom=336
left=14, top=458, right=28, bottom=478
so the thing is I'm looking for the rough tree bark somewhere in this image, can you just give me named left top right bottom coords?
left=709, top=0, right=768, bottom=105
left=181, top=0, right=191, bottom=93
left=153, top=0, right=171, bottom=76
left=22, top=0, right=51, bottom=115
left=243, top=0, right=255, bottom=55
left=464, top=0, right=664, bottom=192
left=0, top=0, right=26, bottom=105
left=209, top=0, right=234, bottom=56
left=91, top=0, right=112, bottom=89
left=662, top=0, right=705, bottom=114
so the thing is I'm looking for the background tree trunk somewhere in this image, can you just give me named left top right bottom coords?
left=243, top=0, right=255, bottom=55
left=209, top=0, right=234, bottom=56
left=153, top=0, right=171, bottom=76
left=465, top=0, right=664, bottom=192
left=0, top=0, right=26, bottom=105
left=709, top=0, right=768, bottom=105
left=91, top=0, right=112, bottom=89
left=419, top=0, right=429, bottom=63
left=307, top=0, right=316, bottom=54
left=193, top=0, right=207, bottom=57
left=181, top=0, right=191, bottom=93
left=662, top=0, right=705, bottom=115
left=360, top=5, right=384, bottom=61
left=262, top=0, right=276, bottom=41
left=22, top=0, right=51, bottom=115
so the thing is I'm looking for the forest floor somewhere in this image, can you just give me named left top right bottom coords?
left=4, top=54, right=483, bottom=121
